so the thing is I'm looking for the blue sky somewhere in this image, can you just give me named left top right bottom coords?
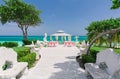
left=0, top=0, right=120, bottom=36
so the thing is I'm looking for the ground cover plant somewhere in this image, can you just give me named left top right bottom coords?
left=13, top=47, right=36, bottom=68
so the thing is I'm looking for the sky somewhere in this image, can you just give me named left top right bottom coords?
left=0, top=0, right=120, bottom=36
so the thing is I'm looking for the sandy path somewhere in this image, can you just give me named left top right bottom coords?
left=21, top=46, right=87, bottom=79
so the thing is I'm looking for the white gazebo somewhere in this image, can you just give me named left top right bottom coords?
left=50, top=30, right=71, bottom=41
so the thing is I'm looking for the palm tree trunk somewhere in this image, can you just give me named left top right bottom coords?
left=84, top=27, right=120, bottom=55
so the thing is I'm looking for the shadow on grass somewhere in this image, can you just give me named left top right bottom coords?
left=48, top=56, right=87, bottom=79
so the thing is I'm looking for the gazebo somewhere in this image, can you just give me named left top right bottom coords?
left=50, top=30, right=71, bottom=41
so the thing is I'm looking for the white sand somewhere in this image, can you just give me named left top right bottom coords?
left=21, top=45, right=87, bottom=79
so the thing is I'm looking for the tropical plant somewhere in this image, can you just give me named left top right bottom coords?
left=85, top=18, right=120, bottom=54
left=111, top=0, right=120, bottom=9
left=0, top=0, right=42, bottom=40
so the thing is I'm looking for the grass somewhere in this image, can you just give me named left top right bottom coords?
left=13, top=46, right=30, bottom=52
left=114, top=48, right=120, bottom=54
left=91, top=46, right=107, bottom=51
left=91, top=46, right=120, bottom=54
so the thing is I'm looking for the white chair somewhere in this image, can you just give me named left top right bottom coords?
left=85, top=48, right=120, bottom=79
left=0, top=47, right=28, bottom=79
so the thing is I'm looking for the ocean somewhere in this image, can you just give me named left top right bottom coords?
left=0, top=36, right=87, bottom=46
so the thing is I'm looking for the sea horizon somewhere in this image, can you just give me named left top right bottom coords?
left=0, top=36, right=87, bottom=41
left=0, top=35, right=87, bottom=36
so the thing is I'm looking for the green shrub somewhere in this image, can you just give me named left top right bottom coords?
left=22, top=40, right=37, bottom=46
left=13, top=47, right=31, bottom=59
left=2, top=63, right=7, bottom=70
left=82, top=54, right=95, bottom=65
left=17, top=49, right=30, bottom=59
left=2, top=42, right=18, bottom=48
left=0, top=42, right=2, bottom=46
left=22, top=40, right=32, bottom=45
left=32, top=40, right=37, bottom=44
left=90, top=49, right=99, bottom=59
left=81, top=49, right=100, bottom=67
left=79, top=41, right=82, bottom=44
left=18, top=53, right=36, bottom=68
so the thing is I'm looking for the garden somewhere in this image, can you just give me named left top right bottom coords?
left=77, top=17, right=120, bottom=68
left=0, top=41, right=36, bottom=68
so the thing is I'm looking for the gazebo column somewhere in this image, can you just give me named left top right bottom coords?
left=63, top=36, right=66, bottom=41
left=68, top=36, right=71, bottom=41
left=50, top=36, right=52, bottom=41
left=61, top=36, right=63, bottom=41
left=56, top=36, right=58, bottom=41
left=76, top=36, right=78, bottom=42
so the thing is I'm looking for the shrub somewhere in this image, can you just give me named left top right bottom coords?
left=18, top=53, right=36, bottom=68
left=32, top=40, right=37, bottom=44
left=90, top=49, right=99, bottom=59
left=17, top=49, right=30, bottom=59
left=22, top=40, right=37, bottom=46
left=79, top=41, right=82, bottom=44
left=2, top=63, right=7, bottom=70
left=2, top=42, right=18, bottom=47
left=81, top=49, right=100, bottom=68
left=13, top=47, right=31, bottom=59
left=0, top=42, right=2, bottom=46
left=82, top=54, right=95, bottom=65
left=22, top=40, right=32, bottom=45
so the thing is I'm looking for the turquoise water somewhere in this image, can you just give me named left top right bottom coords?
left=0, top=36, right=87, bottom=46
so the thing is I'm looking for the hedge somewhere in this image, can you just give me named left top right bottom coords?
left=90, top=49, right=99, bottom=59
left=0, top=43, right=2, bottom=46
left=82, top=54, right=95, bottom=64
left=18, top=53, right=36, bottom=68
left=81, top=49, right=99, bottom=65
left=22, top=40, right=32, bottom=45
left=22, top=40, right=37, bottom=46
left=2, top=42, right=18, bottom=47
left=17, top=49, right=30, bottom=59
left=13, top=47, right=30, bottom=59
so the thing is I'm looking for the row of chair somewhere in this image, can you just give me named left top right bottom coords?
left=47, top=41, right=58, bottom=47
left=47, top=41, right=74, bottom=47
left=64, top=41, right=74, bottom=47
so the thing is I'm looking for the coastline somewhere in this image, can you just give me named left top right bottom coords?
left=0, top=36, right=87, bottom=46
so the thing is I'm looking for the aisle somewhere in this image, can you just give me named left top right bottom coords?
left=21, top=46, right=87, bottom=79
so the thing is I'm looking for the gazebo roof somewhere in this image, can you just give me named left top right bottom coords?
left=57, top=30, right=65, bottom=33
left=51, top=30, right=71, bottom=36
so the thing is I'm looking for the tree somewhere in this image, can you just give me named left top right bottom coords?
left=111, top=0, right=120, bottom=9
left=85, top=18, right=120, bottom=54
left=0, top=0, right=42, bottom=40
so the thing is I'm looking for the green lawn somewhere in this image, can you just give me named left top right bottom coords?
left=13, top=46, right=30, bottom=52
left=91, top=46, right=120, bottom=54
